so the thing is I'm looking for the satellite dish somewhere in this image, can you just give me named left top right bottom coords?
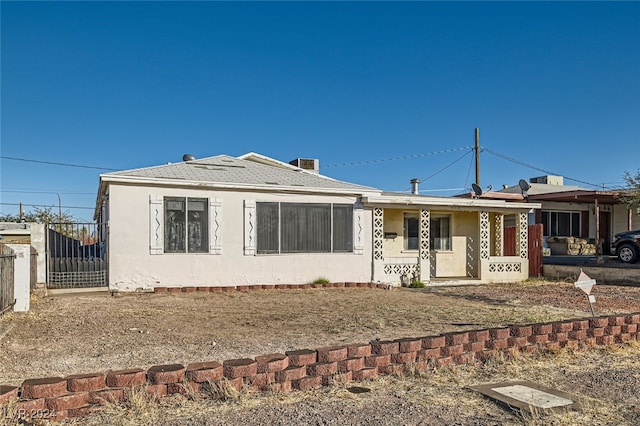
left=518, top=179, right=531, bottom=198
left=183, top=154, right=196, bottom=162
left=518, top=179, right=531, bottom=192
left=471, top=183, right=483, bottom=198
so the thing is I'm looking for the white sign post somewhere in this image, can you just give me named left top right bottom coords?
left=574, top=269, right=596, bottom=317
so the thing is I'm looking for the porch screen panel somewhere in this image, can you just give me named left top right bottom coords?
left=542, top=211, right=550, bottom=236
left=281, top=204, right=331, bottom=253
left=556, top=212, right=570, bottom=236
left=332, top=205, right=353, bottom=252
left=571, top=212, right=580, bottom=236
left=257, top=202, right=279, bottom=254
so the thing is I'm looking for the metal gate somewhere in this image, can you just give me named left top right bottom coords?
left=0, top=244, right=16, bottom=315
left=47, top=222, right=107, bottom=289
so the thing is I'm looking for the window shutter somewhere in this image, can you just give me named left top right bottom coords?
left=209, top=198, right=222, bottom=254
left=149, top=195, right=164, bottom=255
left=353, top=203, right=364, bottom=255
left=244, top=200, right=256, bottom=255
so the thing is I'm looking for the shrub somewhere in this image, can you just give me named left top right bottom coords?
left=311, top=277, right=330, bottom=285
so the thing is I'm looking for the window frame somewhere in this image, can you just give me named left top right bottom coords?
left=430, top=214, right=452, bottom=251
left=403, top=213, right=419, bottom=251
left=255, top=202, right=354, bottom=255
left=163, top=196, right=209, bottom=254
left=541, top=210, right=581, bottom=237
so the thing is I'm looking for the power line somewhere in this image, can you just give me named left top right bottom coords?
left=0, top=189, right=96, bottom=195
left=464, top=149, right=475, bottom=189
left=323, top=146, right=472, bottom=168
left=418, top=149, right=474, bottom=184
left=481, top=147, right=610, bottom=190
left=0, top=156, right=118, bottom=171
left=0, top=202, right=94, bottom=210
left=395, top=149, right=473, bottom=193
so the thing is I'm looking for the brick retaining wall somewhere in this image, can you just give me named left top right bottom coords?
left=152, top=282, right=388, bottom=293
left=1, top=307, right=638, bottom=422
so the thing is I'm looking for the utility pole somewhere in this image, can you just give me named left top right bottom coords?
left=57, top=193, right=62, bottom=223
left=474, top=128, right=480, bottom=186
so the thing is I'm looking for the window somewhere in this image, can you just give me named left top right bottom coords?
left=430, top=215, right=451, bottom=251
left=164, top=197, right=208, bottom=253
left=404, top=214, right=419, bottom=250
left=541, top=211, right=580, bottom=237
left=256, top=202, right=279, bottom=254
left=256, top=203, right=353, bottom=254
left=332, top=204, right=354, bottom=252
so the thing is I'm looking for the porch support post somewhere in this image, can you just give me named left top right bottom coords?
left=516, top=212, right=528, bottom=259
left=594, top=198, right=600, bottom=256
left=372, top=207, right=384, bottom=282
left=419, top=209, right=430, bottom=282
left=494, top=213, right=504, bottom=256
left=479, top=211, right=490, bottom=262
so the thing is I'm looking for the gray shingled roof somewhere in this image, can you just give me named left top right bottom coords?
left=102, top=154, right=377, bottom=192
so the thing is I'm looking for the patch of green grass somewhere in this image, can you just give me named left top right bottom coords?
left=409, top=280, right=425, bottom=288
left=311, top=277, right=330, bottom=285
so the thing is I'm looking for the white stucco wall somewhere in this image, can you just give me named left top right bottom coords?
left=29, top=224, right=46, bottom=284
left=106, top=183, right=373, bottom=291
left=612, top=204, right=640, bottom=235
left=481, top=257, right=529, bottom=283
left=6, top=244, right=30, bottom=312
left=433, top=211, right=477, bottom=278
left=381, top=209, right=417, bottom=258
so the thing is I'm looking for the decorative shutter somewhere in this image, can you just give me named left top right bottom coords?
left=209, top=198, right=222, bottom=255
left=244, top=200, right=256, bottom=255
left=353, top=203, right=364, bottom=255
left=149, top=195, right=164, bottom=255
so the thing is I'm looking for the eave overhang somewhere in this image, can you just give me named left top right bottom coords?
left=361, top=194, right=539, bottom=213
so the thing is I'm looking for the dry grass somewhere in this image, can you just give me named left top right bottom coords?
left=1, top=284, right=607, bottom=385
left=0, top=401, right=19, bottom=426
left=52, top=342, right=640, bottom=425
left=2, top=282, right=639, bottom=424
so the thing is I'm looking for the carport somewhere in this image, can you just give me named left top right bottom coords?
left=528, top=189, right=629, bottom=256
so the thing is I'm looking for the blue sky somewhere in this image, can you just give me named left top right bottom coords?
left=1, top=1, right=639, bottom=222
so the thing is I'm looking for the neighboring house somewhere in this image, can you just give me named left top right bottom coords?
left=94, top=153, right=538, bottom=291
left=500, top=175, right=639, bottom=255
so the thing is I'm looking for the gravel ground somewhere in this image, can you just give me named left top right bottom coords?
left=1, top=280, right=639, bottom=425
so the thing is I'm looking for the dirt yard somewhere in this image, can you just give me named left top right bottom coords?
left=1, top=280, right=639, bottom=387
left=1, top=280, right=640, bottom=425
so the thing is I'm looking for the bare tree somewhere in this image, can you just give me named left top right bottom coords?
left=1, top=207, right=78, bottom=237
left=619, top=169, right=640, bottom=210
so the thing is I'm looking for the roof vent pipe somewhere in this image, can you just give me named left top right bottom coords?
left=410, top=178, right=420, bottom=195
left=183, top=154, right=195, bottom=162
